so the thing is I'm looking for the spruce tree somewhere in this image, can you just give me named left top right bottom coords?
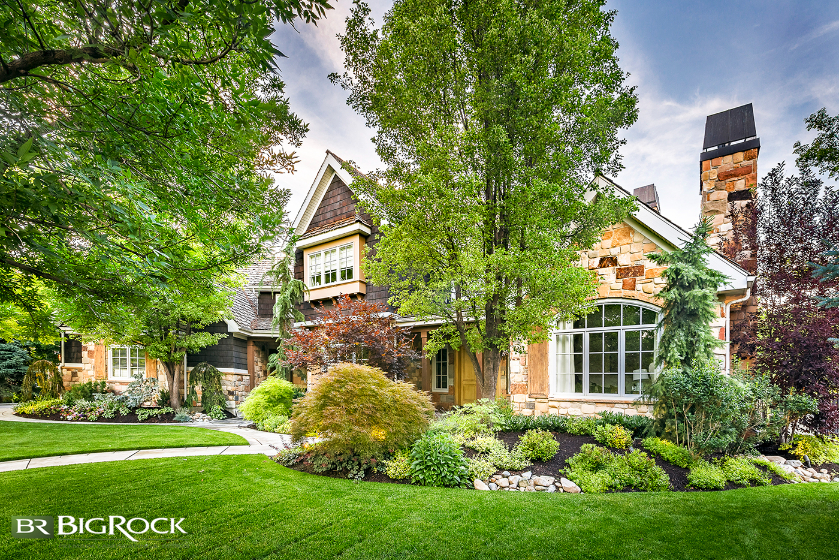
left=651, top=218, right=729, bottom=370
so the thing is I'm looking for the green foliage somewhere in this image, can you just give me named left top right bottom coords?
left=0, top=342, right=31, bottom=398
left=62, top=381, right=107, bottom=406
left=641, top=437, right=698, bottom=469
left=409, top=432, right=469, bottom=488
left=174, top=409, right=193, bottom=423
left=240, top=377, right=296, bottom=424
left=465, top=436, right=505, bottom=455
left=273, top=446, right=304, bottom=467
left=485, top=442, right=532, bottom=472
left=255, top=413, right=292, bottom=434
left=563, top=444, right=670, bottom=493
left=384, top=450, right=413, bottom=480
left=1, top=0, right=330, bottom=335
left=780, top=435, right=839, bottom=466
left=687, top=461, right=727, bottom=490
left=136, top=407, right=175, bottom=423
left=291, top=363, right=434, bottom=461
left=719, top=457, right=771, bottom=487
left=650, top=218, right=728, bottom=369
left=645, top=361, right=785, bottom=455
left=594, top=424, right=634, bottom=449
left=751, top=458, right=794, bottom=481
left=467, top=458, right=497, bottom=482
left=119, top=372, right=159, bottom=409
left=566, top=417, right=597, bottom=436
left=13, top=398, right=62, bottom=416
left=334, top=0, right=637, bottom=397
left=518, top=430, right=560, bottom=461
left=20, top=360, right=63, bottom=402
left=502, top=414, right=569, bottom=433
left=430, top=399, right=510, bottom=439
left=597, top=411, right=654, bottom=438
left=187, top=362, right=226, bottom=415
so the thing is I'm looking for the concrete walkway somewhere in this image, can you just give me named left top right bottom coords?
left=0, top=403, right=294, bottom=473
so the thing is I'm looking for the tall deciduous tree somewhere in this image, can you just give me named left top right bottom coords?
left=651, top=218, right=728, bottom=370
left=1, top=0, right=330, bottom=328
left=331, top=0, right=637, bottom=397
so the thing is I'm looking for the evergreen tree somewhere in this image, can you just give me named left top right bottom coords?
left=651, top=218, right=728, bottom=370
left=0, top=343, right=31, bottom=399
left=814, top=243, right=839, bottom=348
left=266, top=235, right=308, bottom=380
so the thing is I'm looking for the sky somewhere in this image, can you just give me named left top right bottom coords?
left=270, top=0, right=839, bottom=230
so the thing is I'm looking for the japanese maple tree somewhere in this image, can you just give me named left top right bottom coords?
left=285, top=295, right=418, bottom=379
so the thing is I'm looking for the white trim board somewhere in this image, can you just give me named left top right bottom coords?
left=292, top=151, right=357, bottom=235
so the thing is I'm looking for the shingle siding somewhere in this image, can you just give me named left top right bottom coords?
left=187, top=322, right=247, bottom=370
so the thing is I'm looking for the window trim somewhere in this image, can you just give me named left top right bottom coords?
left=307, top=242, right=355, bottom=288
left=108, top=346, right=146, bottom=380
left=432, top=347, right=454, bottom=393
left=548, top=299, right=660, bottom=399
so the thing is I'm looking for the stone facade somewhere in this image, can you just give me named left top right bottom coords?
left=701, top=147, right=758, bottom=249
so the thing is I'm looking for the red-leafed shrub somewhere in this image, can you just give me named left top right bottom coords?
left=290, top=363, right=434, bottom=460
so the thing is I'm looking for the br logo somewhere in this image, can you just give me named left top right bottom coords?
left=11, top=517, right=54, bottom=539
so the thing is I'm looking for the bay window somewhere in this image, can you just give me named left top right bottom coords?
left=553, top=302, right=658, bottom=397
left=308, top=243, right=354, bottom=287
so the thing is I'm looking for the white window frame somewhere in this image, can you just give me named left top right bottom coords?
left=308, top=242, right=354, bottom=288
left=549, top=299, right=659, bottom=399
left=432, top=347, right=454, bottom=393
left=109, top=346, right=146, bottom=380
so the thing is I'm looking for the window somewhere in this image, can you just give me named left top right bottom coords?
left=110, top=347, right=146, bottom=380
left=433, top=347, right=454, bottom=392
left=308, top=243, right=353, bottom=287
left=554, top=302, right=657, bottom=397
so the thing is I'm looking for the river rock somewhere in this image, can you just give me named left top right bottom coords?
left=474, top=479, right=490, bottom=491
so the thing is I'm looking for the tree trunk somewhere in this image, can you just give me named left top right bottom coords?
left=480, top=347, right=502, bottom=399
left=162, top=360, right=182, bottom=409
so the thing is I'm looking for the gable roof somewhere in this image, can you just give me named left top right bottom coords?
left=594, top=175, right=753, bottom=293
left=292, top=151, right=360, bottom=235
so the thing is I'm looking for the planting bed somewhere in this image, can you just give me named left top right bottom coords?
left=285, top=430, right=799, bottom=492
left=14, top=409, right=235, bottom=423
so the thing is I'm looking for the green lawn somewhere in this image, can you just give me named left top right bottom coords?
left=0, top=421, right=248, bottom=461
left=1, top=456, right=837, bottom=559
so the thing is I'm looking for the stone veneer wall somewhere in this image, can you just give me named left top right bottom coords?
left=701, top=148, right=758, bottom=249
left=507, top=220, right=728, bottom=418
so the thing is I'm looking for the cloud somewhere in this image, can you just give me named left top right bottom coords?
left=790, top=19, right=839, bottom=51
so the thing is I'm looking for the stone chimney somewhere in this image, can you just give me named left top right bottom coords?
left=700, top=104, right=759, bottom=248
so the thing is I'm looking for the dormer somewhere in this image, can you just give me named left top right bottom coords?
left=292, top=151, right=371, bottom=302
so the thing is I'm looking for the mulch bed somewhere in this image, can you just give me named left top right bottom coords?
left=14, top=409, right=235, bottom=424
left=287, top=430, right=797, bottom=491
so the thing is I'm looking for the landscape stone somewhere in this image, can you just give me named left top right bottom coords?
left=474, top=479, right=489, bottom=491
left=489, top=483, right=498, bottom=491
left=502, top=471, right=511, bottom=477
left=533, top=476, right=556, bottom=487
left=521, top=471, right=532, bottom=480
left=785, top=460, right=802, bottom=468
left=561, top=477, right=582, bottom=493
left=764, top=456, right=786, bottom=465
left=496, top=478, right=510, bottom=488
left=547, top=485, right=557, bottom=493
left=508, top=475, right=521, bottom=487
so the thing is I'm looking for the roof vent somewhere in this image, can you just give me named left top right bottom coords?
left=633, top=184, right=660, bottom=213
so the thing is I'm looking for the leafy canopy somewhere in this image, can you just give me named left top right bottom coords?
left=0, top=0, right=330, bottom=328
left=331, top=0, right=637, bottom=397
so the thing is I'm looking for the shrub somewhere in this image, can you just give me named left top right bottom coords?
left=187, top=362, right=226, bottom=414
left=465, top=435, right=505, bottom=454
left=136, top=407, right=174, bottom=422
left=14, top=398, right=62, bottom=416
left=645, top=361, right=786, bottom=455
left=641, top=437, right=698, bottom=469
left=563, top=444, right=670, bottom=493
left=0, top=343, right=31, bottom=399
left=485, top=442, right=531, bottom=471
left=434, top=398, right=510, bottom=438
left=597, top=411, right=653, bottom=437
left=719, top=457, right=771, bottom=487
left=594, top=424, right=633, bottom=449
left=409, top=432, right=468, bottom=487
left=384, top=450, right=412, bottom=480
left=779, top=434, right=839, bottom=466
left=687, top=461, right=727, bottom=490
left=62, top=381, right=108, bottom=406
left=750, top=458, right=794, bottom=481
left=174, top=408, right=192, bottom=423
left=240, top=376, right=296, bottom=424
left=20, top=360, right=64, bottom=402
left=518, top=430, right=560, bottom=461
left=273, top=446, right=303, bottom=467
left=566, top=416, right=597, bottom=436
left=256, top=412, right=292, bottom=434
left=467, top=457, right=497, bottom=481
left=119, top=372, right=159, bottom=408
left=502, top=414, right=569, bottom=432
left=291, top=363, right=434, bottom=461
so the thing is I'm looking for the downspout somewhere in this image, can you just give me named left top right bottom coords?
left=724, top=285, right=752, bottom=375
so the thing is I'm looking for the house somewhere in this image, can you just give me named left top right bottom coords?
left=58, top=103, right=757, bottom=416
left=290, top=104, right=757, bottom=415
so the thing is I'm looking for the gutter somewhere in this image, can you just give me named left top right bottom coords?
left=724, top=280, right=753, bottom=375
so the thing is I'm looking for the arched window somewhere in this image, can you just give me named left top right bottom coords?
left=551, top=301, right=659, bottom=397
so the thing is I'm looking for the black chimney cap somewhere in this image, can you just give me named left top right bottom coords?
left=700, top=103, right=760, bottom=163
left=633, top=184, right=660, bottom=213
